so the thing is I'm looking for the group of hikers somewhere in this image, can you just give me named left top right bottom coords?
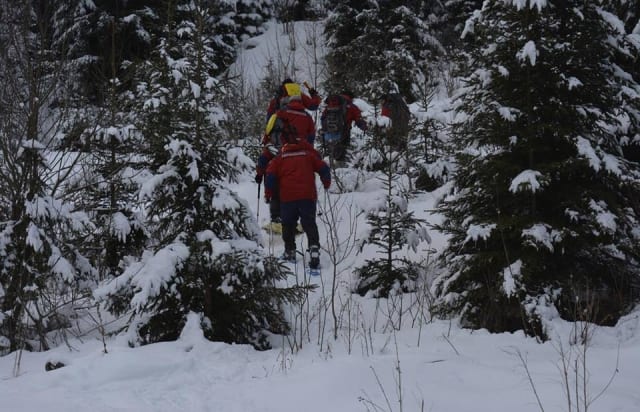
left=254, top=78, right=410, bottom=270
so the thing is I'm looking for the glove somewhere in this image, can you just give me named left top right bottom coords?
left=255, top=174, right=263, bottom=184
left=265, top=197, right=271, bottom=204
left=309, top=88, right=318, bottom=97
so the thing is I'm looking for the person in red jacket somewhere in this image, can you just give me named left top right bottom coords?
left=256, top=86, right=318, bottom=232
left=264, top=141, right=331, bottom=269
left=320, top=91, right=368, bottom=163
left=266, top=78, right=321, bottom=121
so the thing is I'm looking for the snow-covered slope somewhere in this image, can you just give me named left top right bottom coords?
left=230, top=20, right=328, bottom=91
left=1, top=20, right=639, bottom=412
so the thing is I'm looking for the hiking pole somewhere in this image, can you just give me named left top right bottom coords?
left=257, top=182, right=261, bottom=221
left=316, top=184, right=324, bottom=217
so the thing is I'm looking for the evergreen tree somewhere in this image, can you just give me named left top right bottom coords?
left=412, top=89, right=452, bottom=192
left=606, top=0, right=639, bottom=33
left=50, top=0, right=250, bottom=102
left=97, top=1, right=307, bottom=349
left=0, top=1, right=95, bottom=354
left=274, top=0, right=319, bottom=21
left=601, top=3, right=640, bottom=278
left=603, top=1, right=640, bottom=163
left=324, top=0, right=444, bottom=100
left=51, top=0, right=154, bottom=104
left=355, top=132, right=430, bottom=297
left=74, top=64, right=149, bottom=290
left=231, top=0, right=273, bottom=41
left=48, top=2, right=154, bottom=296
left=439, top=0, right=483, bottom=49
left=323, top=1, right=372, bottom=94
left=434, top=1, right=640, bottom=337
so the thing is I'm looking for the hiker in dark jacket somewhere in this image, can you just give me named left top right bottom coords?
left=379, top=93, right=411, bottom=151
left=320, top=91, right=367, bottom=163
left=266, top=79, right=321, bottom=121
left=256, top=90, right=317, bottom=232
left=265, top=141, right=331, bottom=269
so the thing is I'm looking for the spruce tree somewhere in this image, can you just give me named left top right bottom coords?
left=231, top=0, right=273, bottom=41
left=323, top=1, right=372, bottom=94
left=439, top=0, right=483, bottom=48
left=604, top=1, right=640, bottom=163
left=51, top=0, right=155, bottom=104
left=97, top=1, right=306, bottom=349
left=76, top=60, right=149, bottom=289
left=602, top=3, right=640, bottom=290
left=606, top=0, right=639, bottom=33
left=356, top=131, right=431, bottom=298
left=324, top=0, right=443, bottom=100
left=434, top=1, right=640, bottom=336
left=0, top=1, right=96, bottom=354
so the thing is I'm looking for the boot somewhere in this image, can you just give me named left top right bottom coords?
left=279, top=249, right=296, bottom=263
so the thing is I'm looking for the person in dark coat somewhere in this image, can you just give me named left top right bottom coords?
left=379, top=93, right=411, bottom=151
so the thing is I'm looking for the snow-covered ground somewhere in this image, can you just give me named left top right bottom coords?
left=2, top=20, right=640, bottom=412
left=2, top=308, right=639, bottom=411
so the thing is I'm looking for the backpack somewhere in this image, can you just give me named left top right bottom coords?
left=272, top=89, right=285, bottom=112
left=384, top=93, right=410, bottom=139
left=266, top=111, right=298, bottom=148
left=321, top=94, right=347, bottom=143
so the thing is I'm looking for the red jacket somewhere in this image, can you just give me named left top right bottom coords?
left=320, top=94, right=368, bottom=133
left=256, top=101, right=317, bottom=177
left=268, top=100, right=316, bottom=144
left=265, top=143, right=331, bottom=202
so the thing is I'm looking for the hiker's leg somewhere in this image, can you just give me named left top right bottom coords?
left=389, top=130, right=407, bottom=152
left=298, top=199, right=319, bottom=249
left=333, top=132, right=349, bottom=161
left=280, top=201, right=297, bottom=252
